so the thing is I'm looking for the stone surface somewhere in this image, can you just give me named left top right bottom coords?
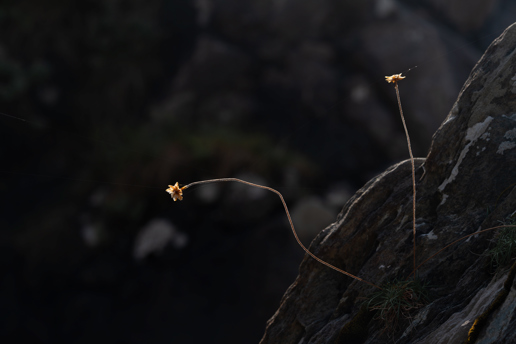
left=291, top=196, right=337, bottom=245
left=133, top=219, right=188, bottom=260
left=425, top=0, right=499, bottom=32
left=260, top=22, right=516, bottom=344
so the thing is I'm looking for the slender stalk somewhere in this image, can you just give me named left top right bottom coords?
left=408, top=224, right=516, bottom=278
left=394, top=80, right=417, bottom=277
left=182, top=178, right=382, bottom=289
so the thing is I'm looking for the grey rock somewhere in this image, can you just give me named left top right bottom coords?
left=260, top=22, right=516, bottom=344
left=133, top=219, right=188, bottom=260
left=291, top=196, right=337, bottom=246
left=425, top=0, right=499, bottom=32
left=325, top=182, right=355, bottom=209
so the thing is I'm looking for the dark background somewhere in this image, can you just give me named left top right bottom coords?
left=0, top=0, right=514, bottom=343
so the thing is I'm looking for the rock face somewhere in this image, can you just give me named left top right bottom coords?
left=260, top=22, right=516, bottom=344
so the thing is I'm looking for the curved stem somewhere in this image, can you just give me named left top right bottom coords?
left=183, top=178, right=382, bottom=289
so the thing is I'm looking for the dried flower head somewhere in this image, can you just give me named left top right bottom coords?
left=385, top=73, right=406, bottom=84
left=166, top=182, right=185, bottom=201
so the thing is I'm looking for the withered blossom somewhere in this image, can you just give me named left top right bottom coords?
left=385, top=73, right=406, bottom=84
left=166, top=182, right=185, bottom=201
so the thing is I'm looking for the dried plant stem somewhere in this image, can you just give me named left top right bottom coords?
left=183, top=178, right=381, bottom=289
left=394, top=81, right=417, bottom=277
left=408, top=224, right=516, bottom=278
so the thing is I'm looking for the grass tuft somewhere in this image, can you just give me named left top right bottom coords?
left=366, top=278, right=429, bottom=334
left=487, top=218, right=516, bottom=269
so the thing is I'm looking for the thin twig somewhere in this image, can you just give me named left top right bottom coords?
left=181, top=178, right=382, bottom=289
left=394, top=80, right=417, bottom=277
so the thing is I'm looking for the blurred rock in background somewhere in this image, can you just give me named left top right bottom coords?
left=0, top=0, right=514, bottom=343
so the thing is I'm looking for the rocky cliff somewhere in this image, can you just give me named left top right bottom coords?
left=260, top=22, right=516, bottom=344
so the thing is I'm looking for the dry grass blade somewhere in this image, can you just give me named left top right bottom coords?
left=168, top=178, right=382, bottom=289
left=367, top=278, right=428, bottom=334
left=386, top=73, right=417, bottom=276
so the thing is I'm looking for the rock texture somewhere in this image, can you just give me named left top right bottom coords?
left=260, top=22, right=516, bottom=344
left=4, top=2, right=516, bottom=343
